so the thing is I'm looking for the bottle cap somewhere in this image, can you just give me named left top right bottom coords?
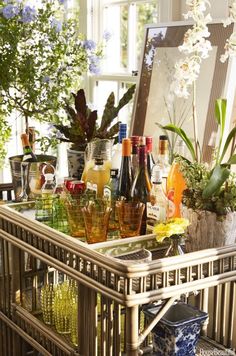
left=146, top=136, right=153, bottom=153
left=151, top=167, right=162, bottom=183
left=139, top=136, right=146, bottom=146
left=131, top=136, right=139, bottom=145
left=159, top=136, right=168, bottom=154
left=122, top=138, right=131, bottom=156
left=44, top=173, right=54, bottom=181
left=118, top=123, right=127, bottom=143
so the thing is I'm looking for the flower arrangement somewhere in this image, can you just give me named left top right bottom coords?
left=154, top=218, right=190, bottom=243
left=0, top=0, right=104, bottom=162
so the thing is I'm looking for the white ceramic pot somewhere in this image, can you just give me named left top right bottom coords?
left=183, top=207, right=236, bottom=252
left=67, top=149, right=85, bottom=179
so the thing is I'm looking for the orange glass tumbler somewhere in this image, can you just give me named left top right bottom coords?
left=116, top=201, right=145, bottom=238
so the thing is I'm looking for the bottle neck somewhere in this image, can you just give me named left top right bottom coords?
left=138, top=146, right=147, bottom=168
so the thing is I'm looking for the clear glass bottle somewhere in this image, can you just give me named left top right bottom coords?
left=146, top=167, right=168, bottom=234
left=117, top=138, right=133, bottom=200
left=131, top=137, right=152, bottom=235
left=104, top=168, right=119, bottom=231
left=111, top=123, right=127, bottom=172
left=146, top=136, right=155, bottom=180
left=42, top=173, right=56, bottom=197
left=153, top=135, right=170, bottom=191
left=86, top=158, right=110, bottom=198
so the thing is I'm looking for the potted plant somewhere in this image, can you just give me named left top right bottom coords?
left=46, top=85, right=136, bottom=178
left=164, top=99, right=236, bottom=251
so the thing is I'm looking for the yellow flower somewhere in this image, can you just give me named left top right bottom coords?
left=154, top=218, right=190, bottom=243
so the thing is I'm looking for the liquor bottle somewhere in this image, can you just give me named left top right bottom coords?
left=104, top=168, right=119, bottom=231
left=153, top=135, right=170, bottom=191
left=146, top=136, right=155, bottom=179
left=86, top=158, right=110, bottom=198
left=111, top=123, right=127, bottom=172
left=21, top=133, right=37, bottom=162
left=146, top=167, right=168, bottom=234
left=117, top=138, right=133, bottom=200
left=131, top=138, right=152, bottom=235
left=130, top=135, right=139, bottom=178
left=167, top=140, right=186, bottom=218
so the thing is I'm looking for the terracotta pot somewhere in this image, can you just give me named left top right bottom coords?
left=67, top=149, right=85, bottom=179
left=183, top=207, right=236, bottom=252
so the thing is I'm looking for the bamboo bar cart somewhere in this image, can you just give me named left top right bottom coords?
left=0, top=202, right=236, bottom=355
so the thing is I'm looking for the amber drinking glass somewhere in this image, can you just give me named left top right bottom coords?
left=82, top=200, right=112, bottom=244
left=65, top=199, right=86, bottom=237
left=116, top=201, right=145, bottom=238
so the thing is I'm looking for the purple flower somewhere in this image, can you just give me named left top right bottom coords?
left=20, top=5, right=37, bottom=23
left=51, top=18, right=62, bottom=32
left=58, top=0, right=65, bottom=4
left=2, top=4, right=20, bottom=19
left=82, top=39, right=96, bottom=51
left=89, top=63, right=100, bottom=75
left=103, top=30, right=112, bottom=41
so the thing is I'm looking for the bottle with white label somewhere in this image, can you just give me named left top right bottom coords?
left=146, top=167, right=168, bottom=234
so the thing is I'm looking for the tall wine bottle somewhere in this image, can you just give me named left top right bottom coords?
left=21, top=133, right=37, bottom=162
left=146, top=136, right=155, bottom=179
left=117, top=138, right=133, bottom=200
left=111, top=123, right=127, bottom=173
left=131, top=137, right=152, bottom=235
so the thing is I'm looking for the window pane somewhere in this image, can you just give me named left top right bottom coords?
left=136, top=2, right=159, bottom=69
left=93, top=81, right=118, bottom=120
left=102, top=4, right=129, bottom=73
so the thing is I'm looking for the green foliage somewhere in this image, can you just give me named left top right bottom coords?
left=179, top=158, right=236, bottom=215
left=0, top=0, right=103, bottom=161
left=0, top=109, right=11, bottom=167
left=52, top=85, right=136, bottom=151
left=164, top=99, right=236, bottom=215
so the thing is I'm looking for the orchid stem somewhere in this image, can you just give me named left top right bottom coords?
left=193, top=82, right=199, bottom=162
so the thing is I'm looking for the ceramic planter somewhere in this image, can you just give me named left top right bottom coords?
left=67, top=149, right=85, bottom=179
left=183, top=207, right=236, bottom=252
left=144, top=303, right=208, bottom=356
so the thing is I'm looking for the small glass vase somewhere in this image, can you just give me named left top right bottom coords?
left=165, top=235, right=184, bottom=257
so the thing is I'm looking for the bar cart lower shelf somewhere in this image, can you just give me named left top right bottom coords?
left=0, top=202, right=236, bottom=355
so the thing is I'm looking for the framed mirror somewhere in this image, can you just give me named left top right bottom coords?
left=131, top=21, right=235, bottom=161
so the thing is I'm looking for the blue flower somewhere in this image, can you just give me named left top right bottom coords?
left=82, top=39, right=96, bottom=51
left=2, top=4, right=20, bottom=19
left=89, top=63, right=100, bottom=75
left=51, top=18, right=62, bottom=32
left=20, top=5, right=37, bottom=23
left=42, top=76, right=51, bottom=84
left=103, top=30, right=112, bottom=41
left=89, top=55, right=100, bottom=65
left=58, top=0, right=65, bottom=4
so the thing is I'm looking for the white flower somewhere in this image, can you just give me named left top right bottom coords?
left=221, top=1, right=236, bottom=61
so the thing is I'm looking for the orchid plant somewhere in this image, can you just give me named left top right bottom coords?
left=0, top=0, right=105, bottom=163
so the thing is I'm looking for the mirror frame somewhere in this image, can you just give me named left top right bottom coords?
left=131, top=21, right=235, bottom=161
